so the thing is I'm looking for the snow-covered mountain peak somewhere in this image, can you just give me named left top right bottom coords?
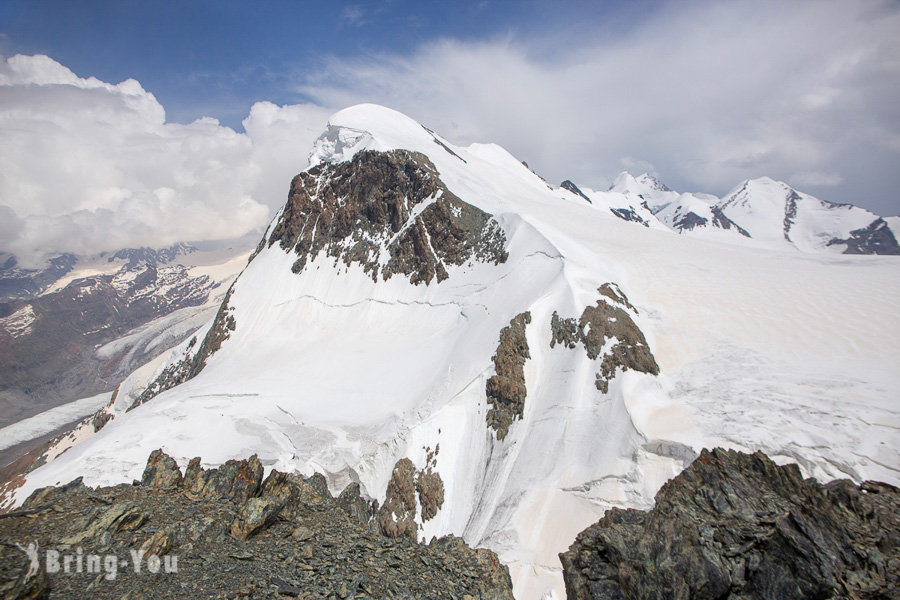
left=608, top=171, right=671, bottom=195
left=714, top=176, right=894, bottom=253
left=5, top=105, right=899, bottom=600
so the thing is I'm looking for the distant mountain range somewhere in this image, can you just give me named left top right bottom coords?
left=560, top=172, right=899, bottom=255
left=0, top=243, right=247, bottom=436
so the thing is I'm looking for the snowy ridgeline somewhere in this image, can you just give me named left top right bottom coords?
left=6, top=104, right=899, bottom=600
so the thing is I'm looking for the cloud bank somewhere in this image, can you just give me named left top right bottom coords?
left=0, top=55, right=330, bottom=267
left=298, top=0, right=900, bottom=215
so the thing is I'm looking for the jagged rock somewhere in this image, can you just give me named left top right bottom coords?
left=140, top=449, right=183, bottom=488
left=230, top=496, right=285, bottom=541
left=378, top=458, right=418, bottom=539
left=269, top=149, right=508, bottom=285
left=139, top=527, right=175, bottom=557
left=20, top=476, right=86, bottom=510
left=59, top=502, right=146, bottom=545
left=610, top=207, right=650, bottom=227
left=1, top=450, right=514, bottom=599
left=550, top=285, right=658, bottom=393
left=560, top=448, right=900, bottom=600
left=486, top=312, right=532, bottom=439
left=828, top=218, right=900, bottom=255
left=429, top=536, right=515, bottom=600
left=183, top=454, right=263, bottom=503
left=561, top=180, right=592, bottom=203
left=337, top=482, right=377, bottom=528
left=182, top=456, right=202, bottom=490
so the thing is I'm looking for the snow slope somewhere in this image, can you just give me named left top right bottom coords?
left=8, top=105, right=899, bottom=600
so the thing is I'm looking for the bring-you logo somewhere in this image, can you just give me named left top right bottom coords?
left=15, top=540, right=177, bottom=581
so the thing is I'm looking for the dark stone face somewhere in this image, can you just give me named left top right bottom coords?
left=827, top=218, right=900, bottom=255
left=268, top=149, right=508, bottom=286
left=486, top=312, right=532, bottom=440
left=560, top=448, right=900, bottom=600
left=550, top=284, right=658, bottom=394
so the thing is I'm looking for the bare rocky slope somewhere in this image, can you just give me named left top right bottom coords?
left=0, top=450, right=513, bottom=600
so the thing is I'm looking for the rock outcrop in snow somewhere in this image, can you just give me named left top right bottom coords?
left=550, top=285, right=658, bottom=394
left=486, top=312, right=532, bottom=440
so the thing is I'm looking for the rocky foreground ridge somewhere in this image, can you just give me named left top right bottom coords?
left=0, top=450, right=513, bottom=600
left=561, top=448, right=900, bottom=600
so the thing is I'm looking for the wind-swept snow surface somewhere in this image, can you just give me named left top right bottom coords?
left=10, top=105, right=899, bottom=600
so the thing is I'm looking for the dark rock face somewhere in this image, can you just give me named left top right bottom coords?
left=269, top=149, right=508, bottom=285
left=562, top=180, right=593, bottom=203
left=673, top=208, right=749, bottom=237
left=486, top=312, right=532, bottom=440
left=1, top=450, right=513, bottom=600
left=378, top=458, right=418, bottom=539
left=783, top=189, right=801, bottom=242
left=710, top=206, right=751, bottom=237
left=560, top=448, right=900, bottom=600
left=610, top=208, right=650, bottom=227
left=674, top=211, right=709, bottom=231
left=377, top=453, right=445, bottom=539
left=550, top=285, right=658, bottom=393
left=828, top=218, right=900, bottom=255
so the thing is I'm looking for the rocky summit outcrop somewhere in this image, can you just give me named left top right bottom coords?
left=268, top=149, right=508, bottom=285
left=560, top=448, right=900, bottom=600
left=0, top=450, right=513, bottom=600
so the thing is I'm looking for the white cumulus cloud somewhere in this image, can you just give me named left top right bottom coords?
left=0, top=55, right=330, bottom=267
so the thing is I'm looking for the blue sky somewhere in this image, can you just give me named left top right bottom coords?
left=1, top=0, right=659, bottom=128
left=1, top=0, right=899, bottom=263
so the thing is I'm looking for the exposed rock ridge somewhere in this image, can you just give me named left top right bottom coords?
left=674, top=211, right=709, bottom=232
left=1, top=450, right=513, bottom=599
left=129, top=284, right=237, bottom=411
left=268, top=149, right=508, bottom=285
left=783, top=189, right=800, bottom=242
left=710, top=206, right=751, bottom=237
left=610, top=207, right=650, bottom=227
left=377, top=450, right=446, bottom=540
left=550, top=285, right=658, bottom=393
left=486, top=312, right=532, bottom=440
left=560, top=448, right=900, bottom=600
left=561, top=180, right=592, bottom=203
left=827, top=218, right=900, bottom=255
